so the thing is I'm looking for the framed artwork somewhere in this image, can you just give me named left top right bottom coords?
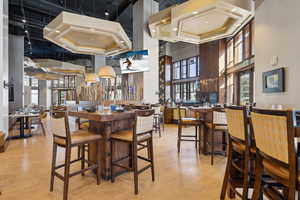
left=262, top=67, right=285, bottom=93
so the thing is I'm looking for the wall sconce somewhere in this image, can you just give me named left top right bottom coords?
left=3, top=81, right=13, bottom=89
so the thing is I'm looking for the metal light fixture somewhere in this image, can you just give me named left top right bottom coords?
left=98, top=66, right=116, bottom=79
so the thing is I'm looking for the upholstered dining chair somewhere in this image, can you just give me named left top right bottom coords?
left=221, top=106, right=256, bottom=200
left=175, top=106, right=202, bottom=153
left=205, top=107, right=228, bottom=165
left=110, top=109, right=155, bottom=195
left=251, top=109, right=297, bottom=200
left=50, top=111, right=102, bottom=200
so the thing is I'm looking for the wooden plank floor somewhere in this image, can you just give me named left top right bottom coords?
left=0, top=118, right=229, bottom=200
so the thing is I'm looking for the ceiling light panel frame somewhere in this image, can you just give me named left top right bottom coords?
left=44, top=12, right=132, bottom=56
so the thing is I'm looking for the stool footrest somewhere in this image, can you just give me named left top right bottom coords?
left=137, top=164, right=152, bottom=175
left=69, top=165, right=98, bottom=178
left=55, top=158, right=81, bottom=170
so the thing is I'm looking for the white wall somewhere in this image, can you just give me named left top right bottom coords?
left=9, top=34, right=24, bottom=112
left=0, top=0, right=9, bottom=136
left=161, top=42, right=200, bottom=62
left=254, top=0, right=300, bottom=109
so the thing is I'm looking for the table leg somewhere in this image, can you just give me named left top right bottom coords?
left=203, top=125, right=208, bottom=155
left=8, top=117, right=32, bottom=140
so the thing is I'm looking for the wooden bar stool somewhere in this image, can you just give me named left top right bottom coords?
left=205, top=107, right=228, bottom=165
left=110, top=109, right=155, bottom=195
left=251, top=109, right=298, bottom=200
left=221, top=106, right=256, bottom=200
left=28, top=110, right=47, bottom=136
left=153, top=105, right=162, bottom=137
left=175, top=106, right=202, bottom=153
left=50, top=111, right=102, bottom=200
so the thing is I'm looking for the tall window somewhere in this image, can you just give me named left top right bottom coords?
left=188, top=57, right=197, bottom=77
left=244, top=24, right=251, bottom=59
left=227, top=74, right=234, bottom=105
left=165, top=64, right=171, bottom=82
left=226, top=39, right=234, bottom=67
left=234, top=31, right=243, bottom=63
left=251, top=20, right=255, bottom=56
left=30, top=77, right=39, bottom=105
left=239, top=71, right=251, bottom=105
left=189, top=82, right=196, bottom=101
left=174, top=84, right=181, bottom=101
left=181, top=60, right=187, bottom=79
left=173, top=62, right=180, bottom=80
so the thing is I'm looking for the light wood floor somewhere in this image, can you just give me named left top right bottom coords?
left=0, top=118, right=229, bottom=200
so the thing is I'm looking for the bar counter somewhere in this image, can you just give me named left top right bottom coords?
left=69, top=110, right=136, bottom=179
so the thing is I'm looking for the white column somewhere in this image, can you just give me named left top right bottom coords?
left=0, top=0, right=9, bottom=136
left=133, top=0, right=159, bottom=104
left=9, top=34, right=24, bottom=111
left=39, top=80, right=52, bottom=108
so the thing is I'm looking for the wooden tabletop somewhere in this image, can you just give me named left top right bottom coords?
left=68, top=111, right=136, bottom=122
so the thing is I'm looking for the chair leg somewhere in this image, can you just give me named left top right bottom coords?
left=162, top=115, right=165, bottom=132
left=63, top=146, right=71, bottom=200
left=198, top=125, right=202, bottom=155
left=110, top=140, right=115, bottom=183
left=220, top=141, right=233, bottom=200
left=211, top=129, right=215, bottom=165
left=158, top=117, right=161, bottom=138
left=81, top=145, right=85, bottom=176
left=149, top=138, right=155, bottom=182
left=242, top=151, right=250, bottom=200
left=251, top=155, right=264, bottom=200
left=133, top=142, right=139, bottom=195
left=195, top=126, right=198, bottom=148
left=177, top=124, right=182, bottom=153
left=50, top=143, right=57, bottom=192
left=40, top=122, right=46, bottom=136
left=96, top=141, right=101, bottom=185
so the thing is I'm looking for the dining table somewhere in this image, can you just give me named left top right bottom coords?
left=68, top=110, right=136, bottom=179
left=9, top=112, right=40, bottom=139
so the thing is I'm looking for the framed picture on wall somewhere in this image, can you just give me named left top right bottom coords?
left=262, top=67, right=285, bottom=93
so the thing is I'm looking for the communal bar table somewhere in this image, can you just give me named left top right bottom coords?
left=69, top=110, right=136, bottom=179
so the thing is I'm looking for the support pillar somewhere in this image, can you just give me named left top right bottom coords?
left=132, top=0, right=159, bottom=104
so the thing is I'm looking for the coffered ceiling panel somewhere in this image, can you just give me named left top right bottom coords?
left=44, top=12, right=132, bottom=56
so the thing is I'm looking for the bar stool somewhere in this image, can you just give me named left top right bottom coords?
left=221, top=106, right=256, bottom=200
left=205, top=107, right=228, bottom=165
left=110, top=109, right=155, bottom=195
left=251, top=109, right=297, bottom=200
left=175, top=106, right=202, bottom=153
left=28, top=110, right=47, bottom=136
left=153, top=105, right=162, bottom=137
left=50, top=111, right=102, bottom=200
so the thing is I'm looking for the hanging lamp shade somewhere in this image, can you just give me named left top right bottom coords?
left=85, top=73, right=99, bottom=83
left=43, top=12, right=132, bottom=56
left=98, top=66, right=116, bottom=79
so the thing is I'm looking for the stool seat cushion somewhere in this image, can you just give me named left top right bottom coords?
left=111, top=130, right=151, bottom=142
left=80, top=121, right=90, bottom=129
left=181, top=118, right=201, bottom=125
left=54, top=130, right=102, bottom=146
left=205, top=122, right=227, bottom=131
